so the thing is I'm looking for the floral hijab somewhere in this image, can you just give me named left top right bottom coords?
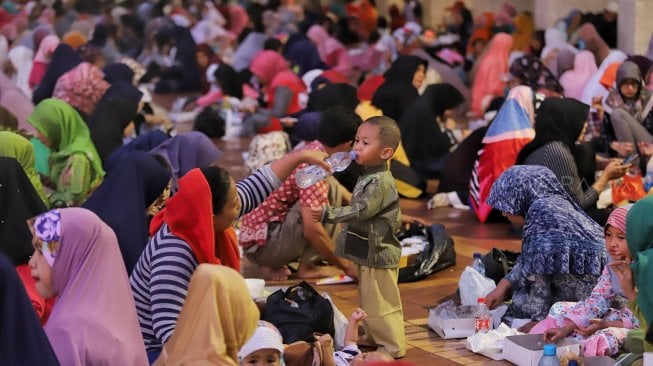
left=487, top=165, right=606, bottom=278
left=52, top=62, right=110, bottom=116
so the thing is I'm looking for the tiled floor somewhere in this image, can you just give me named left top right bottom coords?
left=215, top=137, right=523, bottom=365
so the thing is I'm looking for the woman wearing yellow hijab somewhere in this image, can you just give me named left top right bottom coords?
left=154, top=264, right=259, bottom=365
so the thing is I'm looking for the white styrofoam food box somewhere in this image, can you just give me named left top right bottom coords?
left=428, top=305, right=507, bottom=339
left=502, top=334, right=580, bottom=366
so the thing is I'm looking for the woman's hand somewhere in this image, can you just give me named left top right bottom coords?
left=602, top=160, right=630, bottom=180
left=576, top=319, right=606, bottom=336
left=485, top=279, right=511, bottom=310
left=608, top=259, right=636, bottom=301
left=543, top=325, right=574, bottom=342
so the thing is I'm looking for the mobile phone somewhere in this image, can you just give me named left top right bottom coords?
left=622, top=153, right=638, bottom=165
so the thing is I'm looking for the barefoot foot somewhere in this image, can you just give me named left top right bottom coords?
left=259, top=266, right=291, bottom=281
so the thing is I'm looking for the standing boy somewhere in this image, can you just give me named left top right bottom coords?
left=311, top=116, right=405, bottom=358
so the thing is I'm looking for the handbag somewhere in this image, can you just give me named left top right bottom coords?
left=261, top=281, right=335, bottom=344
left=480, top=248, right=520, bottom=285
left=398, top=223, right=456, bottom=283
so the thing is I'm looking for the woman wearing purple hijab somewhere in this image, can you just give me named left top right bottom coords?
left=27, top=208, right=147, bottom=365
left=149, top=131, right=222, bottom=192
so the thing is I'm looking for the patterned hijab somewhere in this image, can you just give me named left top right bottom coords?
left=487, top=165, right=607, bottom=278
left=605, top=205, right=632, bottom=297
left=31, top=208, right=148, bottom=365
left=27, top=99, right=105, bottom=190
left=154, top=264, right=259, bottom=366
left=626, top=196, right=653, bottom=324
left=52, top=62, right=110, bottom=116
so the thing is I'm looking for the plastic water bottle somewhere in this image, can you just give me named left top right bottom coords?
left=538, top=344, right=560, bottom=366
left=645, top=157, right=653, bottom=192
left=474, top=297, right=491, bottom=333
left=472, top=252, right=485, bottom=276
left=295, top=151, right=357, bottom=188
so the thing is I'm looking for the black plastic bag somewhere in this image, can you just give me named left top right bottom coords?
left=398, top=223, right=456, bottom=283
left=481, top=248, right=520, bottom=285
left=261, top=281, right=335, bottom=343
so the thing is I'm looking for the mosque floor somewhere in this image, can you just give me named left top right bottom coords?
left=214, top=137, right=522, bottom=365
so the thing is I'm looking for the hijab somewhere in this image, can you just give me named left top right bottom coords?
left=307, top=83, right=359, bottom=112
left=32, top=44, right=82, bottom=105
left=32, top=208, right=148, bottom=366
left=153, top=264, right=259, bottom=366
left=306, top=24, right=344, bottom=63
left=27, top=98, right=105, bottom=190
left=87, top=82, right=142, bottom=165
left=33, top=34, right=60, bottom=63
left=605, top=205, right=632, bottom=297
left=556, top=48, right=577, bottom=77
left=0, top=131, right=48, bottom=203
left=605, top=61, right=652, bottom=121
left=371, top=55, right=426, bottom=121
left=400, top=83, right=465, bottom=162
left=470, top=33, right=513, bottom=116
left=284, top=33, right=325, bottom=76
left=249, top=50, right=290, bottom=85
left=106, top=130, right=170, bottom=170
left=149, top=132, right=222, bottom=193
left=487, top=165, right=606, bottom=278
left=0, top=72, right=36, bottom=133
left=508, top=54, right=563, bottom=94
left=627, top=196, right=653, bottom=324
left=82, top=151, right=170, bottom=274
left=0, top=252, right=59, bottom=365
left=516, top=97, right=588, bottom=165
left=215, top=63, right=244, bottom=99
left=103, top=62, right=135, bottom=84
left=560, top=50, right=598, bottom=100
left=511, top=12, right=534, bottom=52
left=53, top=62, right=110, bottom=116
left=0, top=157, right=46, bottom=265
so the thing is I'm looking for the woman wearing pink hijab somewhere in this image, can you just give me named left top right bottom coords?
left=560, top=50, right=599, bottom=100
left=28, top=34, right=59, bottom=89
left=28, top=208, right=147, bottom=366
left=470, top=33, right=513, bottom=117
left=307, top=24, right=352, bottom=78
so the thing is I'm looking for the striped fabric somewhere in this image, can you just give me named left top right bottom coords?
left=129, top=166, right=280, bottom=353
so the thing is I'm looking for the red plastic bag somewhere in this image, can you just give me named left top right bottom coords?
left=612, top=174, right=646, bottom=203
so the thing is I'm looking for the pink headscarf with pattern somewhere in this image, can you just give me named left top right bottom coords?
left=53, top=62, right=109, bottom=116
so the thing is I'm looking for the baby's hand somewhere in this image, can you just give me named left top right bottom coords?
left=310, top=204, right=324, bottom=222
left=351, top=308, right=367, bottom=322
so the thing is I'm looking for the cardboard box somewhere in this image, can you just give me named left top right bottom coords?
left=581, top=356, right=617, bottom=366
left=502, top=334, right=580, bottom=366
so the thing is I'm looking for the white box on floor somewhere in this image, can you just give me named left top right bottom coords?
left=428, top=307, right=476, bottom=339
left=502, top=334, right=580, bottom=366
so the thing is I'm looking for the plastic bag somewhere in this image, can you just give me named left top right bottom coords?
left=458, top=266, right=496, bottom=306
left=466, top=323, right=521, bottom=353
left=612, top=174, right=646, bottom=204
left=321, top=293, right=348, bottom=350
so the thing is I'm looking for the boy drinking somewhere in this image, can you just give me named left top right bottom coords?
left=311, top=116, right=405, bottom=358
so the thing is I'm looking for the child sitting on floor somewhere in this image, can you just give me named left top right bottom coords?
left=312, top=116, right=405, bottom=358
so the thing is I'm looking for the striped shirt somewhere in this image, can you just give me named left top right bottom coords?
left=129, top=165, right=281, bottom=353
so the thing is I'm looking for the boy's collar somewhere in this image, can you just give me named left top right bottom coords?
left=362, top=163, right=389, bottom=174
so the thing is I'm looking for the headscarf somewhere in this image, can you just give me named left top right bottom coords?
left=33, top=34, right=60, bottom=63
left=511, top=12, right=534, bottom=52
left=516, top=97, right=588, bottom=165
left=470, top=33, right=513, bottom=116
left=148, top=169, right=237, bottom=268
left=306, top=24, right=344, bottom=64
left=284, top=33, right=325, bottom=76
left=61, top=31, right=87, bottom=50
left=149, top=132, right=222, bottom=193
left=106, top=130, right=170, bottom=170
left=605, top=205, right=632, bottom=296
left=469, top=86, right=536, bottom=223
left=86, top=85, right=142, bottom=165
left=249, top=50, right=289, bottom=85
left=627, top=55, right=653, bottom=79
left=82, top=151, right=170, bottom=273
left=560, top=50, right=598, bottom=100
left=371, top=55, right=427, bottom=121
left=0, top=131, right=48, bottom=203
left=0, top=157, right=46, bottom=265
left=32, top=208, right=148, bottom=365
left=541, top=28, right=574, bottom=66
left=357, top=75, right=385, bottom=102
left=32, top=44, right=82, bottom=105
left=103, top=62, right=135, bottom=84
left=53, top=62, right=110, bottom=116
left=307, top=83, right=359, bottom=112
left=153, top=264, right=259, bottom=366
left=27, top=99, right=105, bottom=191
left=555, top=48, right=576, bottom=77
left=508, top=54, right=563, bottom=94
left=0, top=252, right=59, bottom=365
left=627, top=196, right=653, bottom=324
left=487, top=165, right=606, bottom=277
left=605, top=61, right=652, bottom=121
left=400, top=83, right=465, bottom=162
left=215, top=63, right=244, bottom=99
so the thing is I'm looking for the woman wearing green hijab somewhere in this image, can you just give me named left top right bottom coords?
left=0, top=131, right=49, bottom=205
left=27, top=99, right=104, bottom=207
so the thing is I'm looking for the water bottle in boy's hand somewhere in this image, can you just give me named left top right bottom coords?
left=295, top=151, right=357, bottom=188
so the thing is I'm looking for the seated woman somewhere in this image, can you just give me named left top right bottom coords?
left=516, top=98, right=627, bottom=224
left=27, top=99, right=105, bottom=207
left=399, top=83, right=465, bottom=179
left=0, top=131, right=48, bottom=204
left=605, top=61, right=653, bottom=159
left=530, top=206, right=639, bottom=356
left=129, top=150, right=330, bottom=361
left=371, top=55, right=427, bottom=122
left=153, top=264, right=259, bottom=365
left=0, top=252, right=58, bottom=365
left=485, top=165, right=608, bottom=330
left=469, top=33, right=513, bottom=117
left=243, top=50, right=307, bottom=136
left=28, top=208, right=148, bottom=365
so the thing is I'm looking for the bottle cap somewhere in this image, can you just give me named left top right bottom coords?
left=349, top=151, right=358, bottom=160
left=477, top=297, right=486, bottom=303
left=542, top=344, right=556, bottom=356
left=473, top=252, right=482, bottom=259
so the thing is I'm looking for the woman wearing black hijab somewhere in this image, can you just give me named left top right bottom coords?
left=32, top=44, right=82, bottom=105
left=400, top=83, right=465, bottom=179
left=517, top=98, right=628, bottom=223
left=371, top=55, right=427, bottom=121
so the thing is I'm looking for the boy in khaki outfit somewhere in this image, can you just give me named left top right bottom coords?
left=311, top=116, right=405, bottom=358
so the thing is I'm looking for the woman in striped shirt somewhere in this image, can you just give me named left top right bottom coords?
left=129, top=149, right=329, bottom=363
